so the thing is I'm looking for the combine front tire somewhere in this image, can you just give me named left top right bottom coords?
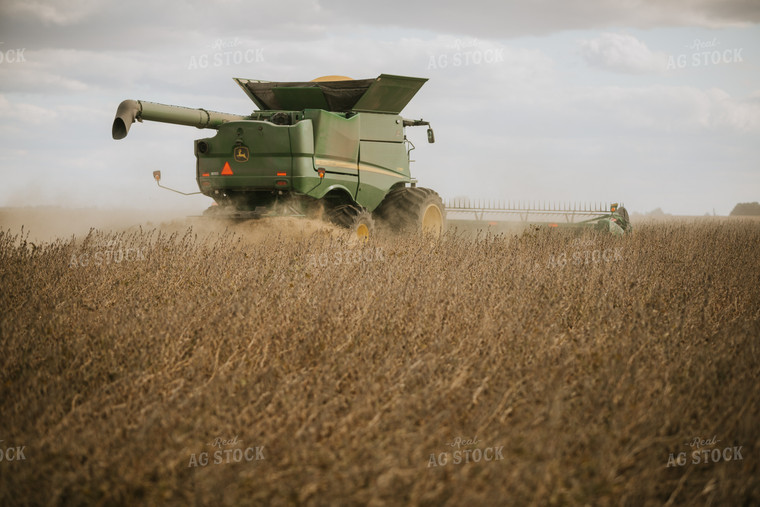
left=374, top=187, right=446, bottom=237
left=327, top=204, right=375, bottom=241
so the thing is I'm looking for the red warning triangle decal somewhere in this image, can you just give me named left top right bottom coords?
left=221, top=162, right=233, bottom=175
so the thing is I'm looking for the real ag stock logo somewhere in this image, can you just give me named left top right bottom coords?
left=0, top=439, right=27, bottom=462
left=545, top=238, right=623, bottom=268
left=0, top=42, right=26, bottom=64
left=666, top=435, right=744, bottom=467
left=427, top=38, right=505, bottom=70
left=427, top=436, right=504, bottom=468
left=307, top=246, right=385, bottom=268
left=188, top=435, right=265, bottom=468
left=69, top=239, right=146, bottom=268
left=666, top=38, right=744, bottom=70
left=187, top=37, right=265, bottom=70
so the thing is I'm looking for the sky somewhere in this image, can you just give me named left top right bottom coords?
left=0, top=0, right=758, bottom=216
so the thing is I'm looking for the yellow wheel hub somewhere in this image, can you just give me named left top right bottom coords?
left=421, top=204, right=443, bottom=236
left=356, top=223, right=370, bottom=241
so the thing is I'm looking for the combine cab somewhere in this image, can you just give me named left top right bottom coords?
left=112, top=74, right=445, bottom=239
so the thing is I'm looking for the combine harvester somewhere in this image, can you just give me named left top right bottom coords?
left=111, top=74, right=631, bottom=237
left=112, top=74, right=445, bottom=240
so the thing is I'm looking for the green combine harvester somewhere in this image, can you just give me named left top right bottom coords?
left=112, top=73, right=631, bottom=237
left=113, top=74, right=445, bottom=239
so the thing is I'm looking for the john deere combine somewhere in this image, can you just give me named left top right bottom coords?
left=112, top=74, right=445, bottom=239
left=112, top=73, right=631, bottom=237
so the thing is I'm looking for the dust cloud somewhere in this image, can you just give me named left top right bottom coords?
left=0, top=207, right=344, bottom=244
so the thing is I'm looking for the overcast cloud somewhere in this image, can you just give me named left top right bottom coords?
left=0, top=0, right=758, bottom=215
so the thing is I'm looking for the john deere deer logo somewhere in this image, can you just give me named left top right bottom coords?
left=234, top=146, right=249, bottom=162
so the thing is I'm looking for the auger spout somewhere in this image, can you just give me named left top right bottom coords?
left=112, top=100, right=247, bottom=140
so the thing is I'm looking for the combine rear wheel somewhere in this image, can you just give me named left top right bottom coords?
left=374, top=187, right=446, bottom=237
left=327, top=204, right=375, bottom=241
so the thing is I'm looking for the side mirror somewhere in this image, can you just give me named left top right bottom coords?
left=427, top=127, right=435, bottom=144
left=153, top=170, right=161, bottom=182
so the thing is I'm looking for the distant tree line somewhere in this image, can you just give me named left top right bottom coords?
left=730, top=202, right=760, bottom=216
